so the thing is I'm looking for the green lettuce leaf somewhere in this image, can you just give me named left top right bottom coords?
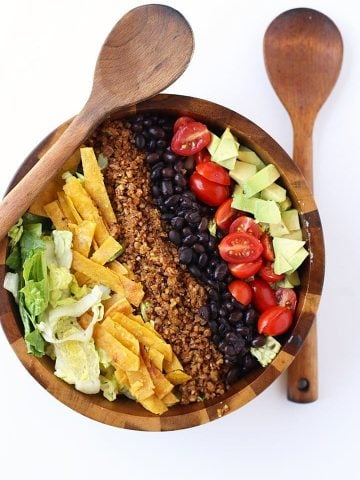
left=8, top=218, right=23, bottom=248
left=5, top=245, right=21, bottom=271
left=3, top=272, right=19, bottom=303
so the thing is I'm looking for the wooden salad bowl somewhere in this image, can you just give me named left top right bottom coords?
left=0, top=94, right=325, bottom=431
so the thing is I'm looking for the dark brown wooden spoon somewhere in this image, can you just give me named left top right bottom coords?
left=264, top=8, right=343, bottom=402
left=0, top=4, right=193, bottom=240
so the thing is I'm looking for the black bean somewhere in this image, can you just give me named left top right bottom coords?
left=244, top=309, right=257, bottom=326
left=134, top=114, right=144, bottom=123
left=174, top=160, right=184, bottom=172
left=171, top=216, right=185, bottom=230
left=212, top=334, right=220, bottom=346
left=218, top=282, right=227, bottom=293
left=198, top=217, right=208, bottom=232
left=207, top=236, right=217, bottom=251
left=162, top=167, right=175, bottom=178
left=161, top=213, right=175, bottom=221
left=184, top=156, right=195, bottom=170
left=131, top=123, right=143, bottom=133
left=164, top=195, right=180, bottom=208
left=147, top=139, right=157, bottom=152
left=210, top=302, right=219, bottom=318
left=224, top=355, right=237, bottom=367
left=193, top=243, right=205, bottom=254
left=168, top=230, right=182, bottom=246
left=243, top=354, right=257, bottom=371
left=216, top=229, right=226, bottom=240
left=214, top=263, right=228, bottom=281
left=218, top=324, right=229, bottom=335
left=198, top=252, right=208, bottom=268
left=229, top=311, right=243, bottom=324
left=251, top=335, right=266, bottom=348
left=135, top=134, right=146, bottom=149
left=163, top=151, right=177, bottom=163
left=149, top=126, right=165, bottom=139
left=225, top=332, right=238, bottom=343
left=235, top=325, right=249, bottom=336
left=198, top=232, right=209, bottom=244
left=208, top=288, right=219, bottom=302
left=179, top=247, right=193, bottom=265
left=182, top=191, right=196, bottom=200
left=226, top=367, right=241, bottom=385
left=224, top=344, right=237, bottom=357
left=199, top=305, right=210, bottom=322
left=161, top=180, right=173, bottom=196
left=157, top=139, right=167, bottom=149
left=232, top=299, right=246, bottom=310
left=183, top=235, right=198, bottom=246
left=208, top=320, right=218, bottom=334
left=146, top=152, right=160, bottom=164
left=189, top=264, right=202, bottom=279
left=151, top=185, right=161, bottom=198
left=224, top=301, right=234, bottom=312
left=188, top=211, right=201, bottom=225
left=219, top=307, right=227, bottom=317
left=174, top=173, right=187, bottom=187
left=180, top=197, right=193, bottom=210
left=222, top=292, right=232, bottom=302
left=151, top=167, right=163, bottom=181
left=144, top=118, right=153, bottom=127
left=218, top=340, right=227, bottom=353
left=182, top=227, right=192, bottom=237
left=174, top=186, right=183, bottom=193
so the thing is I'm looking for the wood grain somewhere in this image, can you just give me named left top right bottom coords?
left=0, top=94, right=325, bottom=430
left=264, top=8, right=342, bottom=403
left=0, top=4, right=193, bottom=241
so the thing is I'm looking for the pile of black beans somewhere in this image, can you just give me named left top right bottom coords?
left=129, top=113, right=265, bottom=387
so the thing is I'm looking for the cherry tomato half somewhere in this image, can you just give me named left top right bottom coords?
left=189, top=172, right=229, bottom=206
left=214, top=198, right=243, bottom=231
left=228, top=258, right=263, bottom=279
left=219, top=232, right=263, bottom=264
left=228, top=280, right=253, bottom=305
left=275, top=288, right=297, bottom=313
left=196, top=162, right=231, bottom=186
left=260, top=233, right=275, bottom=262
left=258, top=305, right=293, bottom=336
left=173, top=116, right=194, bottom=133
left=259, top=262, right=285, bottom=282
left=194, top=149, right=211, bottom=164
left=171, top=121, right=211, bottom=156
left=248, top=277, right=277, bottom=312
left=229, top=216, right=262, bottom=238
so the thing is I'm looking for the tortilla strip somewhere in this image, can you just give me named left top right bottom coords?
left=73, top=271, right=91, bottom=286
left=108, top=260, right=128, bottom=276
left=57, top=191, right=78, bottom=224
left=70, top=220, right=96, bottom=257
left=93, top=326, right=139, bottom=372
left=43, top=200, right=68, bottom=230
left=163, top=352, right=184, bottom=373
left=114, top=369, right=131, bottom=390
left=91, top=236, right=123, bottom=265
left=112, top=312, right=172, bottom=361
left=128, top=314, right=144, bottom=324
left=64, top=194, right=82, bottom=224
left=165, top=370, right=192, bottom=386
left=126, top=354, right=155, bottom=401
left=102, top=317, right=140, bottom=355
left=143, top=349, right=174, bottom=399
left=81, top=147, right=117, bottom=227
left=140, top=395, right=168, bottom=415
left=148, top=347, right=164, bottom=371
left=162, top=392, right=179, bottom=407
left=116, top=273, right=144, bottom=307
left=104, top=298, right=133, bottom=318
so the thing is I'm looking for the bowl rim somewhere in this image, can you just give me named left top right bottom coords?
left=0, top=93, right=325, bottom=431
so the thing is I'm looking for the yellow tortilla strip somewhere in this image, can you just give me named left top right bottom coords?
left=108, top=260, right=128, bottom=276
left=102, top=317, right=140, bottom=355
left=70, top=220, right=96, bottom=257
left=104, top=298, right=133, bottom=318
left=117, top=273, right=144, bottom=307
left=112, top=313, right=172, bottom=361
left=64, top=195, right=82, bottom=224
left=165, top=370, right=192, bottom=386
left=43, top=201, right=68, bottom=230
left=144, top=322, right=162, bottom=339
left=81, top=147, right=117, bottom=227
left=162, top=392, right=179, bottom=407
left=143, top=350, right=173, bottom=400
left=93, top=326, right=140, bottom=372
left=115, top=369, right=130, bottom=390
left=126, top=355, right=155, bottom=401
left=140, top=395, right=168, bottom=415
left=57, top=191, right=77, bottom=224
left=73, top=271, right=91, bottom=286
left=163, top=352, right=184, bottom=373
left=71, top=251, right=125, bottom=295
left=148, top=347, right=164, bottom=371
left=91, top=236, right=123, bottom=265
left=128, top=314, right=144, bottom=325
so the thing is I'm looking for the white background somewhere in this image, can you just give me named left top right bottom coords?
left=0, top=0, right=359, bottom=478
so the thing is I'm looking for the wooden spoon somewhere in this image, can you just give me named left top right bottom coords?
left=264, top=8, right=343, bottom=402
left=0, top=4, right=193, bottom=240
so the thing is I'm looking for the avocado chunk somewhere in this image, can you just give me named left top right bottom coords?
left=231, top=191, right=258, bottom=215
left=269, top=220, right=290, bottom=237
left=212, top=127, right=239, bottom=163
left=254, top=198, right=281, bottom=224
left=275, top=277, right=295, bottom=288
left=250, top=336, right=281, bottom=367
left=273, top=237, right=305, bottom=260
left=282, top=209, right=300, bottom=231
left=274, top=254, right=293, bottom=275
left=229, top=161, right=257, bottom=186
left=217, top=156, right=237, bottom=170
left=279, top=196, right=292, bottom=211
left=281, top=230, right=303, bottom=241
left=261, top=183, right=287, bottom=202
left=243, top=164, right=280, bottom=198
left=207, top=132, right=220, bottom=156
left=286, top=270, right=301, bottom=286
left=287, top=247, right=309, bottom=271
left=238, top=146, right=266, bottom=170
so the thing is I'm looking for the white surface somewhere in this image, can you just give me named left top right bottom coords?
left=0, top=0, right=358, bottom=478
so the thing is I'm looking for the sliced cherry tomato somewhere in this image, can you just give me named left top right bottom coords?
left=214, top=198, right=243, bottom=231
left=229, top=216, right=262, bottom=238
left=228, top=280, right=253, bottom=305
left=171, top=121, right=211, bottom=156
left=259, top=262, right=285, bottom=282
left=228, top=258, right=263, bottom=279
left=275, top=288, right=297, bottom=313
left=194, top=149, right=211, bottom=164
left=258, top=305, right=293, bottom=336
left=260, top=233, right=275, bottom=262
left=189, top=172, right=229, bottom=206
left=248, top=277, right=277, bottom=312
left=173, top=116, right=194, bottom=133
left=196, top=162, right=231, bottom=186
left=219, top=232, right=263, bottom=264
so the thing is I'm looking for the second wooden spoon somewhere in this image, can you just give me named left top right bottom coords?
left=264, top=8, right=343, bottom=402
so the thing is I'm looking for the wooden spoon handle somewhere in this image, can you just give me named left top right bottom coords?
left=0, top=107, right=97, bottom=240
left=287, top=116, right=318, bottom=402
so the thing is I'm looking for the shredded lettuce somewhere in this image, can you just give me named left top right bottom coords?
left=8, top=218, right=23, bottom=248
left=52, top=230, right=72, bottom=269
left=3, top=272, right=19, bottom=302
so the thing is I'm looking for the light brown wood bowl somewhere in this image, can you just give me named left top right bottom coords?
left=0, top=94, right=325, bottom=431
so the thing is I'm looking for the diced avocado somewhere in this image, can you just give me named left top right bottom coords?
left=282, top=209, right=300, bottom=231
left=231, top=192, right=257, bottom=215
left=229, top=161, right=257, bottom=186
left=279, top=196, right=292, bottom=211
left=216, top=156, right=237, bottom=170
left=276, top=277, right=294, bottom=288
left=250, top=336, right=281, bottom=367
left=286, top=270, right=301, bottom=286
left=287, top=247, right=309, bottom=271
left=254, top=198, right=281, bottom=224
left=269, top=221, right=290, bottom=237
left=207, top=132, right=220, bottom=156
left=273, top=237, right=305, bottom=260
left=238, top=146, right=266, bottom=170
left=212, top=128, right=239, bottom=163
left=232, top=184, right=243, bottom=197
left=243, top=164, right=280, bottom=198
left=281, top=230, right=303, bottom=241
left=260, top=183, right=286, bottom=202
left=274, top=254, right=293, bottom=275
